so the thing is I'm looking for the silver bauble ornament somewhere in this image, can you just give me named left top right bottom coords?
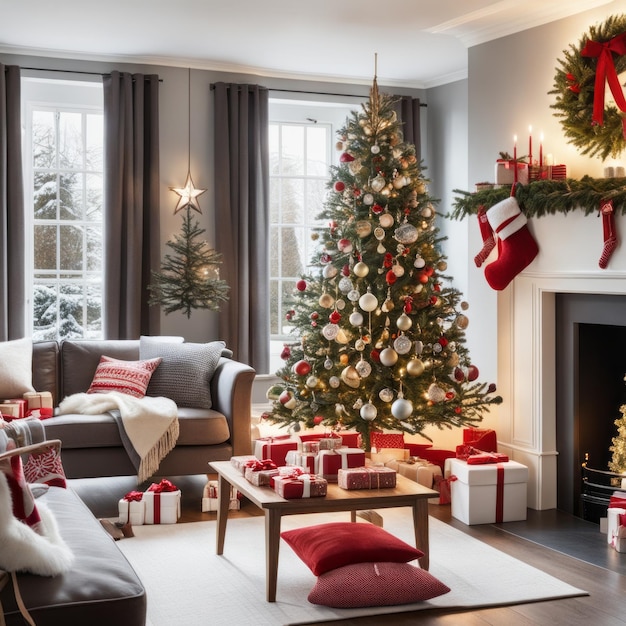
left=414, top=256, right=426, bottom=269
left=394, top=223, right=419, bottom=244
left=363, top=193, right=374, bottom=205
left=391, top=397, right=413, bottom=419
left=360, top=402, right=378, bottom=421
left=329, top=376, right=340, bottom=388
left=371, top=175, right=386, bottom=192
left=349, top=310, right=364, bottom=326
left=355, top=359, right=372, bottom=377
left=396, top=313, right=412, bottom=331
left=347, top=289, right=360, bottom=302
left=379, top=388, right=394, bottom=402
left=323, top=265, right=338, bottom=279
left=359, top=292, right=378, bottom=312
left=306, top=375, right=319, bottom=388
left=338, top=277, right=353, bottom=293
left=379, top=213, right=394, bottom=228
left=393, top=334, right=412, bottom=355
left=427, top=383, right=446, bottom=403
left=322, top=323, right=339, bottom=340
left=379, top=347, right=398, bottom=367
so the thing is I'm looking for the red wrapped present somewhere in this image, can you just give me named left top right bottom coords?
left=244, top=459, right=279, bottom=486
left=318, top=448, right=366, bottom=482
left=273, top=473, right=327, bottom=499
left=466, top=451, right=509, bottom=465
left=338, top=466, right=396, bottom=490
left=433, top=474, right=457, bottom=505
left=299, top=432, right=360, bottom=448
left=462, top=428, right=497, bottom=453
left=609, top=492, right=626, bottom=509
left=371, top=431, right=404, bottom=451
left=495, top=159, right=528, bottom=185
left=254, top=436, right=298, bottom=466
left=143, top=478, right=181, bottom=524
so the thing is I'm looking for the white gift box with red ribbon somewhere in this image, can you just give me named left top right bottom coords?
left=118, top=491, right=145, bottom=525
left=449, top=458, right=528, bottom=525
left=143, top=479, right=181, bottom=524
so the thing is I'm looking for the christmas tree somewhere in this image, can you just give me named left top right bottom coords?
left=609, top=378, right=626, bottom=474
left=266, top=78, right=502, bottom=450
left=149, top=206, right=229, bottom=318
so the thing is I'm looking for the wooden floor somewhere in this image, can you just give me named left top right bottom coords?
left=73, top=475, right=626, bottom=626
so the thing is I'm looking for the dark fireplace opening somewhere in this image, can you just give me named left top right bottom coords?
left=556, top=293, right=626, bottom=521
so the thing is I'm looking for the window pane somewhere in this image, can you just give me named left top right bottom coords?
left=269, top=279, right=279, bottom=335
left=307, top=126, right=328, bottom=176
left=86, top=113, right=103, bottom=171
left=306, top=179, right=326, bottom=223
left=269, top=177, right=280, bottom=223
left=60, top=173, right=83, bottom=220
left=60, top=225, right=83, bottom=270
left=33, top=173, right=57, bottom=219
left=281, top=226, right=304, bottom=279
left=86, top=173, right=103, bottom=221
left=34, top=225, right=57, bottom=270
left=281, top=125, right=304, bottom=175
left=269, top=226, right=279, bottom=276
left=58, top=284, right=84, bottom=338
left=269, top=124, right=279, bottom=175
left=86, top=226, right=102, bottom=271
left=32, top=111, right=56, bottom=169
left=281, top=280, right=296, bottom=334
left=281, top=179, right=303, bottom=224
left=58, top=111, right=83, bottom=169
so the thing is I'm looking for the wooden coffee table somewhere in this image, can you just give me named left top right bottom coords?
left=208, top=460, right=438, bottom=602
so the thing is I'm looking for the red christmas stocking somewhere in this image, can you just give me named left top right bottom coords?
left=484, top=196, right=538, bottom=290
left=474, top=206, right=496, bottom=267
left=599, top=199, right=618, bottom=269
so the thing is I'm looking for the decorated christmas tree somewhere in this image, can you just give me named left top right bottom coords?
left=609, top=381, right=626, bottom=474
left=266, top=78, right=502, bottom=450
left=149, top=206, right=229, bottom=318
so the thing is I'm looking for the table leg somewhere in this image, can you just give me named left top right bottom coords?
left=413, top=498, right=429, bottom=570
left=215, top=474, right=230, bottom=555
left=265, top=509, right=281, bottom=602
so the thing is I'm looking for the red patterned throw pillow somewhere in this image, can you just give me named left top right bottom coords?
left=308, top=562, right=450, bottom=607
left=281, top=522, right=423, bottom=576
left=23, top=440, right=67, bottom=488
left=87, top=356, right=162, bottom=398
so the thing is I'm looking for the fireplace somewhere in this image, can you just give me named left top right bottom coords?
left=555, top=293, right=626, bottom=519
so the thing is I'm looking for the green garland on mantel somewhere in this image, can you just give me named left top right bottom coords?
left=449, top=176, right=626, bottom=221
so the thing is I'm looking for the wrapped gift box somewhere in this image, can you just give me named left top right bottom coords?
left=1, top=399, right=27, bottom=419
left=245, top=465, right=279, bottom=486
left=118, top=491, right=145, bottom=525
left=495, top=160, right=529, bottom=185
left=449, top=458, right=528, bottom=525
left=230, top=455, right=257, bottom=473
left=273, top=474, right=327, bottom=499
left=369, top=448, right=410, bottom=464
left=371, top=432, right=404, bottom=451
left=202, top=480, right=240, bottom=512
left=285, top=449, right=316, bottom=473
left=299, top=432, right=360, bottom=448
left=385, top=458, right=442, bottom=489
left=318, top=448, right=366, bottom=482
left=606, top=507, right=626, bottom=545
left=23, top=391, right=54, bottom=411
left=463, top=428, right=497, bottom=452
left=143, top=480, right=181, bottom=524
left=254, top=436, right=299, bottom=466
left=338, top=466, right=396, bottom=489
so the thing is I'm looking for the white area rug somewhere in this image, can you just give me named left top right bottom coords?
left=117, top=508, right=587, bottom=626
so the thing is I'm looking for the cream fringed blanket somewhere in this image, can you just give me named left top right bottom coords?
left=58, top=392, right=179, bottom=483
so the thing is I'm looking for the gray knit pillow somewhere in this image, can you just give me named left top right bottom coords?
left=140, top=340, right=225, bottom=409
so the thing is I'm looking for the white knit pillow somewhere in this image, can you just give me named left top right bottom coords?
left=0, top=337, right=35, bottom=398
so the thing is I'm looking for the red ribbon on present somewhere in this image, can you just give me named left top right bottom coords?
left=123, top=490, right=143, bottom=502
left=496, top=464, right=505, bottom=523
left=581, top=33, right=626, bottom=137
left=147, top=478, right=178, bottom=493
left=244, top=459, right=277, bottom=472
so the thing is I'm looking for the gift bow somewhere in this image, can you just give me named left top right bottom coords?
left=245, top=459, right=277, bottom=471
left=123, top=490, right=144, bottom=502
left=147, top=478, right=178, bottom=493
left=581, top=33, right=626, bottom=135
left=279, top=466, right=307, bottom=479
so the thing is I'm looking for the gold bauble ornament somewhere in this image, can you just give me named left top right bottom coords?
left=406, top=358, right=425, bottom=377
left=341, top=365, right=360, bottom=388
left=353, top=261, right=370, bottom=277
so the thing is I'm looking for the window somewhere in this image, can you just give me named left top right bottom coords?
left=268, top=98, right=363, bottom=374
left=22, top=77, right=104, bottom=341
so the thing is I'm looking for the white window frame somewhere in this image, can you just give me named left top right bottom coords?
left=22, top=76, right=104, bottom=341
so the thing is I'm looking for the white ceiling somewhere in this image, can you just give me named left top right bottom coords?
left=0, top=0, right=615, bottom=88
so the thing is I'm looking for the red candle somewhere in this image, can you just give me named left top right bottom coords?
left=513, top=135, right=518, bottom=183
left=539, top=133, right=543, bottom=167
left=528, top=126, right=533, bottom=166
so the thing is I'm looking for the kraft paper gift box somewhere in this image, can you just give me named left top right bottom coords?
left=385, top=458, right=442, bottom=489
left=143, top=480, right=181, bottom=524
left=23, top=391, right=54, bottom=410
left=1, top=399, right=27, bottom=419
left=338, top=466, right=397, bottom=489
left=495, top=159, right=529, bottom=185
left=254, top=436, right=299, bottom=466
left=318, top=448, right=366, bottom=482
left=273, top=473, right=327, bottom=499
left=118, top=491, right=145, bottom=525
left=449, top=458, right=528, bottom=525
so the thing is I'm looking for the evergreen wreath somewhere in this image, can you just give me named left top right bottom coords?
left=550, top=14, right=626, bottom=161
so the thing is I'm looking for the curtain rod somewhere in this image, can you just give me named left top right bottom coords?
left=211, top=84, right=427, bottom=106
left=21, top=66, right=163, bottom=81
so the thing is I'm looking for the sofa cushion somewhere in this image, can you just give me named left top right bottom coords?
left=140, top=340, right=225, bottom=409
left=0, top=337, right=35, bottom=398
left=87, top=356, right=162, bottom=398
left=0, top=486, right=146, bottom=626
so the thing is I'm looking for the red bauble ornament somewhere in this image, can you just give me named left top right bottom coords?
left=296, top=280, right=307, bottom=291
left=340, top=152, right=355, bottom=162
left=293, top=359, right=312, bottom=376
left=418, top=271, right=429, bottom=284
left=280, top=345, right=291, bottom=360
left=425, top=266, right=434, bottom=277
left=488, top=383, right=497, bottom=393
left=384, top=253, right=393, bottom=268
left=467, top=365, right=479, bottom=381
left=370, top=349, right=380, bottom=362
left=334, top=181, right=345, bottom=192
left=329, top=310, right=341, bottom=323
left=385, top=270, right=397, bottom=285
left=342, top=264, right=351, bottom=276
left=310, top=312, right=319, bottom=320
left=454, top=406, right=462, bottom=414
left=313, top=415, right=324, bottom=425
left=438, top=336, right=448, bottom=347
left=454, top=367, right=465, bottom=381
left=372, top=203, right=384, bottom=214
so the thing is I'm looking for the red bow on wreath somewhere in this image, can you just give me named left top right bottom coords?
left=581, top=32, right=626, bottom=136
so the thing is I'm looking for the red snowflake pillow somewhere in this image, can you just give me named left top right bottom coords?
left=23, top=440, right=66, bottom=488
left=87, top=356, right=162, bottom=398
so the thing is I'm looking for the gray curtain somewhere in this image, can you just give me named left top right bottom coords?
left=0, top=65, right=25, bottom=340
left=212, top=82, right=269, bottom=373
left=103, top=71, right=161, bottom=339
left=394, top=96, right=422, bottom=161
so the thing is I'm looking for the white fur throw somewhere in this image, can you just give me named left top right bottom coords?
left=58, top=392, right=179, bottom=483
left=0, top=473, right=73, bottom=576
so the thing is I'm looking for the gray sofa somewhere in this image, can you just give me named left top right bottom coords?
left=33, top=339, right=256, bottom=479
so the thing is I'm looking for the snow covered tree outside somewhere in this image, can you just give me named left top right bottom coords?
left=265, top=80, right=501, bottom=449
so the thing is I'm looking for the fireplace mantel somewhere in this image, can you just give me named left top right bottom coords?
left=495, top=269, right=626, bottom=510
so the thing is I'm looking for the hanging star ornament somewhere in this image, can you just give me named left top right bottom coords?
left=171, top=171, right=206, bottom=214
